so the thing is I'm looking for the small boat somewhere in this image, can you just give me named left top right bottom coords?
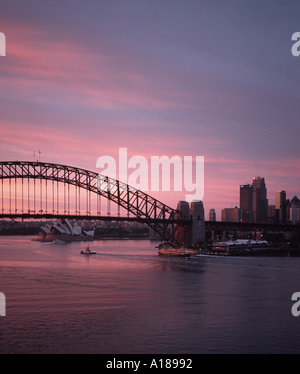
left=80, top=246, right=96, bottom=255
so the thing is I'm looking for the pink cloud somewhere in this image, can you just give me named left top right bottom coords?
left=0, top=19, right=299, bottom=218
left=1, top=20, right=197, bottom=112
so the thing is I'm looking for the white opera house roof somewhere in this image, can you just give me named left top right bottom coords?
left=40, top=218, right=94, bottom=236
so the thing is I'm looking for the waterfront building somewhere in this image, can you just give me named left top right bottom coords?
left=275, top=190, right=287, bottom=224
left=290, top=196, right=300, bottom=224
left=240, top=184, right=253, bottom=222
left=221, top=206, right=241, bottom=222
left=290, top=207, right=300, bottom=224
left=252, top=177, right=268, bottom=223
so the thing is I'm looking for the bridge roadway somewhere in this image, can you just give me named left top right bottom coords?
left=0, top=212, right=299, bottom=233
left=0, top=212, right=188, bottom=225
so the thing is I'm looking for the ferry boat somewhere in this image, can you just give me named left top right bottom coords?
left=158, top=247, right=191, bottom=257
left=201, top=239, right=270, bottom=256
left=157, top=243, right=195, bottom=257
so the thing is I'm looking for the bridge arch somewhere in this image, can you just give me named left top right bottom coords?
left=0, top=161, right=184, bottom=246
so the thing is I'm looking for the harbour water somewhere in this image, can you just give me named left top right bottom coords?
left=0, top=235, right=300, bottom=354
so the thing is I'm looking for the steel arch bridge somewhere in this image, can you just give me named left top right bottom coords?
left=0, top=161, right=189, bottom=247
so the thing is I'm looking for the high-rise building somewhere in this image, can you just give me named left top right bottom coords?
left=252, top=177, right=268, bottom=223
left=290, top=196, right=300, bottom=224
left=268, top=204, right=276, bottom=223
left=209, top=208, right=216, bottom=221
left=221, top=206, right=241, bottom=222
left=240, top=184, right=253, bottom=222
left=275, top=190, right=287, bottom=224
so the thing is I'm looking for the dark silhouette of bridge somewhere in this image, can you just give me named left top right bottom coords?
left=0, top=161, right=191, bottom=247
left=0, top=161, right=299, bottom=246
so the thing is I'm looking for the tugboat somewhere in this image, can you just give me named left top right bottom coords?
left=80, top=245, right=97, bottom=255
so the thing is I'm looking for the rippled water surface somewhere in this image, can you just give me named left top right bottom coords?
left=0, top=236, right=300, bottom=353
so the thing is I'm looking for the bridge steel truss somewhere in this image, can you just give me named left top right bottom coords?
left=0, top=161, right=187, bottom=247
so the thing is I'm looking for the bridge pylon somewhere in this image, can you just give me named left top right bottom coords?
left=174, top=200, right=205, bottom=247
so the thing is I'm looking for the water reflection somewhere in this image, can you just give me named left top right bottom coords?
left=1, top=236, right=300, bottom=353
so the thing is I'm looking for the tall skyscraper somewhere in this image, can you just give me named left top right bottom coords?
left=240, top=184, right=253, bottom=222
left=290, top=196, right=300, bottom=224
left=275, top=190, right=287, bottom=224
left=209, top=208, right=216, bottom=221
left=252, top=177, right=268, bottom=223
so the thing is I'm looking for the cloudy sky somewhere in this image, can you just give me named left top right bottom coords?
left=0, top=0, right=299, bottom=218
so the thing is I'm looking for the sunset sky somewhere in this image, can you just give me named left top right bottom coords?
left=0, top=0, right=299, bottom=218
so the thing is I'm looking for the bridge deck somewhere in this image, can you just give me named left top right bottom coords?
left=0, top=213, right=298, bottom=232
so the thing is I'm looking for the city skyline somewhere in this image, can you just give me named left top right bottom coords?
left=216, top=174, right=299, bottom=223
left=0, top=159, right=298, bottom=224
left=0, top=1, right=300, bottom=218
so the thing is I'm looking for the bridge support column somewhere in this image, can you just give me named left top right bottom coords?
left=174, top=201, right=190, bottom=247
left=174, top=200, right=205, bottom=247
left=190, top=200, right=205, bottom=246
